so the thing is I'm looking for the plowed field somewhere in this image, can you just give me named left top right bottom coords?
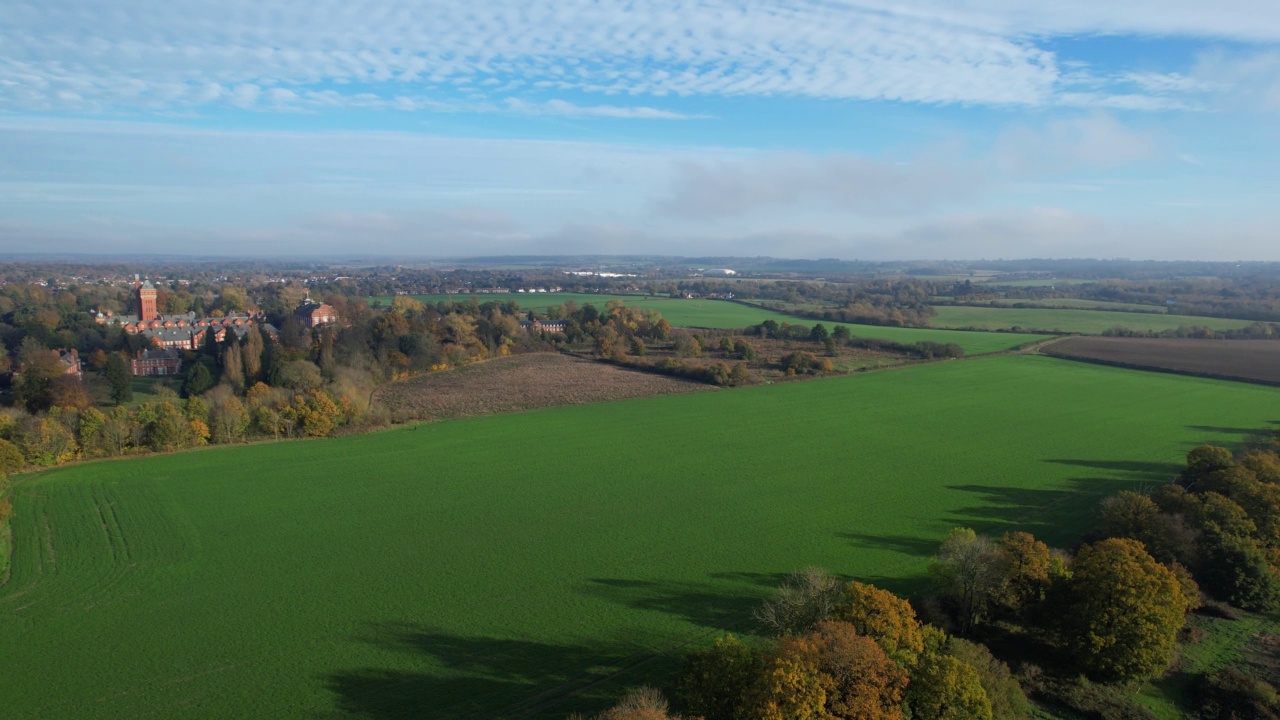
left=1044, top=337, right=1280, bottom=385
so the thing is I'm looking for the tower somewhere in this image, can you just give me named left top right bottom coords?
left=137, top=276, right=158, bottom=321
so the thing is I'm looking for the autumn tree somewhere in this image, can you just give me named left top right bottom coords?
left=747, top=652, right=826, bottom=720
left=907, top=647, right=993, bottom=720
left=49, top=376, right=91, bottom=410
left=0, top=438, right=25, bottom=474
left=992, top=532, right=1053, bottom=615
left=830, top=581, right=924, bottom=666
left=780, top=620, right=909, bottom=720
left=1064, top=538, right=1187, bottom=681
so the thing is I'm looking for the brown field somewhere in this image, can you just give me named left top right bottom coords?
left=372, top=351, right=712, bottom=421
left=1044, top=337, right=1280, bottom=385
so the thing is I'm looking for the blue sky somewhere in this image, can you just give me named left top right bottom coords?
left=2, top=0, right=1279, bottom=260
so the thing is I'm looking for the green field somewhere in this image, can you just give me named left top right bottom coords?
left=931, top=305, right=1255, bottom=334
left=371, top=293, right=1046, bottom=353
left=3, top=355, right=1277, bottom=719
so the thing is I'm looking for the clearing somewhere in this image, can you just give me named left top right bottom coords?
left=372, top=352, right=710, bottom=421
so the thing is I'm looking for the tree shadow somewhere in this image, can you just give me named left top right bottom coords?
left=582, top=577, right=769, bottom=635
left=324, top=623, right=674, bottom=720
left=838, top=531, right=939, bottom=559
left=1044, top=458, right=1182, bottom=479
left=1186, top=424, right=1273, bottom=437
left=944, top=478, right=1141, bottom=547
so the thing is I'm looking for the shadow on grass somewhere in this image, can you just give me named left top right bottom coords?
left=325, top=623, right=676, bottom=720
left=838, top=531, right=939, bottom=559
left=582, top=576, right=770, bottom=635
left=1044, top=458, right=1182, bottom=478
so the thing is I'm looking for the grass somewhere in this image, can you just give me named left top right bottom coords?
left=2, top=355, right=1278, bottom=719
left=931, top=305, right=1255, bottom=334
left=1137, top=611, right=1280, bottom=718
left=370, top=293, right=1048, bottom=354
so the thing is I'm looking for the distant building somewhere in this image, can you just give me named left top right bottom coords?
left=294, top=295, right=338, bottom=328
left=54, top=348, right=82, bottom=378
left=94, top=275, right=277, bottom=350
left=131, top=348, right=183, bottom=377
left=518, top=319, right=568, bottom=334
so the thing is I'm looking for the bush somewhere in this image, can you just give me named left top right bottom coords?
left=1196, top=667, right=1280, bottom=720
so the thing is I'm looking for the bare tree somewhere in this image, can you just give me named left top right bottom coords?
left=754, top=566, right=843, bottom=636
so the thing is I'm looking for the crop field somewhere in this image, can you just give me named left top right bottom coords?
left=1045, top=337, right=1280, bottom=385
left=370, top=293, right=1047, bottom=353
left=930, top=304, right=1254, bottom=334
left=3, top=355, right=1277, bottom=719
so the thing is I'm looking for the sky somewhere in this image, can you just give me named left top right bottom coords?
left=2, top=1, right=1279, bottom=261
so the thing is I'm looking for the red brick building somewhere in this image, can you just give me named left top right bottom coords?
left=131, top=348, right=183, bottom=377
left=294, top=296, right=338, bottom=328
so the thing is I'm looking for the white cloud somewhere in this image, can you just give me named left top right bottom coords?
left=504, top=98, right=709, bottom=120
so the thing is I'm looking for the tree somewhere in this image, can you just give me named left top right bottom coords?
left=182, top=363, right=213, bottom=398
left=930, top=528, right=1007, bottom=634
left=277, top=360, right=323, bottom=392
left=907, top=651, right=993, bottom=720
left=14, top=337, right=62, bottom=412
left=992, top=532, right=1052, bottom=615
left=242, top=325, right=265, bottom=384
left=15, top=415, right=78, bottom=466
left=754, top=567, right=842, bottom=636
left=49, top=376, right=91, bottom=410
left=105, top=352, right=133, bottom=405
left=1064, top=538, right=1187, bottom=681
left=587, top=686, right=691, bottom=720
left=0, top=438, right=25, bottom=475
left=747, top=653, right=826, bottom=720
left=221, top=341, right=244, bottom=392
left=947, top=639, right=1030, bottom=720
left=830, top=581, right=924, bottom=666
left=677, top=634, right=761, bottom=720
left=1185, top=445, right=1236, bottom=484
left=780, top=620, right=909, bottom=720
left=1198, top=529, right=1280, bottom=611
